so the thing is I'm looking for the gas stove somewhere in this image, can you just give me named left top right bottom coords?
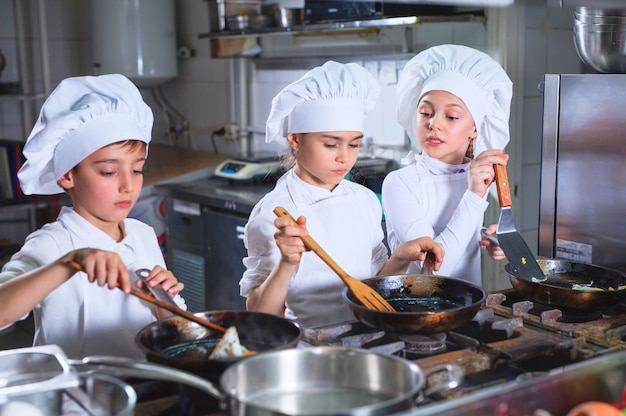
left=130, top=288, right=626, bottom=415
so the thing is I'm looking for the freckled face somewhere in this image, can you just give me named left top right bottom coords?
left=287, top=131, right=362, bottom=191
left=58, top=141, right=146, bottom=236
left=416, top=90, right=477, bottom=165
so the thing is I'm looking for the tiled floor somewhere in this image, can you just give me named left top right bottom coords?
left=0, top=313, right=34, bottom=351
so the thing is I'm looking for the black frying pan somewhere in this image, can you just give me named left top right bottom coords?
left=135, top=311, right=302, bottom=381
left=505, top=259, right=626, bottom=311
left=342, top=274, right=486, bottom=334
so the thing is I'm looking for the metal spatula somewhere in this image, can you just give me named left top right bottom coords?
left=273, top=206, right=396, bottom=312
left=493, top=162, right=546, bottom=282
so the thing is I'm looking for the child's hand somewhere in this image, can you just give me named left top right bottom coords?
left=479, top=224, right=507, bottom=261
left=136, top=265, right=184, bottom=297
left=469, top=149, right=509, bottom=198
left=391, top=237, right=444, bottom=272
left=274, top=215, right=308, bottom=265
left=65, top=248, right=131, bottom=292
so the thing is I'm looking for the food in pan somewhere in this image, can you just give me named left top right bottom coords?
left=208, top=326, right=256, bottom=359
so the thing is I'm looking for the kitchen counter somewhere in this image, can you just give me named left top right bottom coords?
left=143, top=144, right=228, bottom=187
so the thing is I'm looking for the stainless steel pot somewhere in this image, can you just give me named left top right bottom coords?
left=218, top=346, right=462, bottom=415
left=76, top=347, right=463, bottom=416
left=0, top=346, right=136, bottom=416
left=73, top=347, right=463, bottom=416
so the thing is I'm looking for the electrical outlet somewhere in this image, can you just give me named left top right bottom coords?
left=224, top=123, right=238, bottom=141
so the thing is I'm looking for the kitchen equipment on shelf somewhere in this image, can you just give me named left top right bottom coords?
left=342, top=274, right=486, bottom=334
left=134, top=310, right=302, bottom=381
left=505, top=258, right=626, bottom=311
left=493, top=160, right=546, bottom=282
left=573, top=7, right=626, bottom=73
left=273, top=206, right=396, bottom=312
left=214, top=151, right=282, bottom=180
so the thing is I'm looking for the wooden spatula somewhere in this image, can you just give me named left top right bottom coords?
left=493, top=161, right=546, bottom=283
left=273, top=206, right=396, bottom=312
left=66, top=260, right=228, bottom=333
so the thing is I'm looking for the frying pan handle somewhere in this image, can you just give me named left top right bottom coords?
left=493, top=157, right=512, bottom=208
left=68, top=356, right=227, bottom=403
left=480, top=227, right=500, bottom=247
left=412, top=363, right=465, bottom=405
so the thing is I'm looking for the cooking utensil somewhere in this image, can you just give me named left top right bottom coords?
left=134, top=310, right=303, bottom=381
left=493, top=161, right=546, bottom=283
left=343, top=274, right=486, bottom=334
left=273, top=206, right=396, bottom=312
left=71, top=347, right=463, bottom=416
left=218, top=346, right=463, bottom=415
left=505, top=258, right=626, bottom=311
left=0, top=345, right=136, bottom=416
left=135, top=268, right=178, bottom=315
left=66, top=260, right=228, bottom=333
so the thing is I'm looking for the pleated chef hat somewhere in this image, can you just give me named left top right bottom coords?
left=265, top=61, right=380, bottom=143
left=397, top=44, right=512, bottom=157
left=18, top=74, right=153, bottom=195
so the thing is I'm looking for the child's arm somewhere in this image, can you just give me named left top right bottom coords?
left=378, top=237, right=445, bottom=276
left=246, top=215, right=307, bottom=316
left=0, top=248, right=130, bottom=327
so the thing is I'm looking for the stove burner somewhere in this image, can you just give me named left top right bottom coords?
left=399, top=333, right=447, bottom=354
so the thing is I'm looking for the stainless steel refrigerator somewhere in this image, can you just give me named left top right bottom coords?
left=539, top=74, right=626, bottom=272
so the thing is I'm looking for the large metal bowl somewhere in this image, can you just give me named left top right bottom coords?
left=573, top=7, right=626, bottom=73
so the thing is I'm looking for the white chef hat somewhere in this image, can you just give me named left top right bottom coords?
left=18, top=74, right=153, bottom=195
left=265, top=61, right=380, bottom=143
left=397, top=44, right=512, bottom=156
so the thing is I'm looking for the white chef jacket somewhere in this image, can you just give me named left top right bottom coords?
left=241, top=170, right=389, bottom=328
left=381, top=153, right=489, bottom=287
left=0, top=206, right=185, bottom=359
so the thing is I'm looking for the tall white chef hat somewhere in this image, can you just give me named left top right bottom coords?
left=397, top=44, right=512, bottom=157
left=18, top=74, right=153, bottom=195
left=265, top=61, right=380, bottom=143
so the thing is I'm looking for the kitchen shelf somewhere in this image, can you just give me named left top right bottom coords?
left=199, top=13, right=485, bottom=40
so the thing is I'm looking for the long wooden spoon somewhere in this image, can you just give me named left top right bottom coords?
left=66, top=260, right=227, bottom=333
left=273, top=206, right=396, bottom=312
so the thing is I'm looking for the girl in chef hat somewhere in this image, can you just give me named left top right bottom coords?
left=0, top=74, right=185, bottom=359
left=240, top=61, right=444, bottom=328
left=382, top=44, right=512, bottom=287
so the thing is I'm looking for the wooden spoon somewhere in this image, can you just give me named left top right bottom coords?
left=66, top=260, right=227, bottom=333
left=273, top=206, right=396, bottom=312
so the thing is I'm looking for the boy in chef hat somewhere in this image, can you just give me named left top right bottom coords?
left=0, top=74, right=185, bottom=359
left=240, top=61, right=444, bottom=328
left=382, top=44, right=512, bottom=287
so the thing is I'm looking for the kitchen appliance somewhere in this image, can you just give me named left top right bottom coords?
left=539, top=74, right=626, bottom=273
left=213, top=152, right=282, bottom=180
left=117, top=286, right=626, bottom=415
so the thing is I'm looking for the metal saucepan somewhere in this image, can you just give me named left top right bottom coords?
left=134, top=310, right=303, bottom=380
left=342, top=274, right=486, bottom=334
left=505, top=258, right=626, bottom=311
left=73, top=347, right=463, bottom=416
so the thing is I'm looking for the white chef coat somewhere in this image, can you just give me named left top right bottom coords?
left=241, top=170, right=389, bottom=328
left=381, top=153, right=489, bottom=286
left=0, top=206, right=185, bottom=359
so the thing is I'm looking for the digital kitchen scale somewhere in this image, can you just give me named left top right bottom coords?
left=214, top=152, right=282, bottom=180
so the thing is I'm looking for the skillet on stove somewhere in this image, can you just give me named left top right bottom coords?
left=505, top=258, right=626, bottom=311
